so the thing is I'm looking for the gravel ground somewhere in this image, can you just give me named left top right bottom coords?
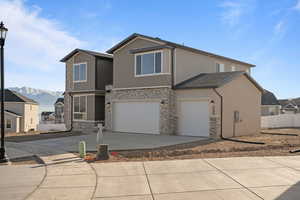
left=88, top=128, right=300, bottom=162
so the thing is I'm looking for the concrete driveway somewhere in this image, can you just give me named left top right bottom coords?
left=8, top=131, right=210, bottom=153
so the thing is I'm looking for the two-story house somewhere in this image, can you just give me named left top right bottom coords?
left=104, top=33, right=263, bottom=138
left=1, top=89, right=39, bottom=133
left=61, top=49, right=113, bottom=132
left=54, top=97, right=64, bottom=123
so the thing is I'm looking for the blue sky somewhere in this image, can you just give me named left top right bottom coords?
left=1, top=0, right=300, bottom=99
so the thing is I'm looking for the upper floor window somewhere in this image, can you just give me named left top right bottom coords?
left=73, top=63, right=87, bottom=82
left=216, top=63, right=224, bottom=72
left=135, top=51, right=162, bottom=76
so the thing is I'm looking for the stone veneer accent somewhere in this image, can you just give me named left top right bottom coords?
left=209, top=116, right=220, bottom=138
left=105, top=87, right=176, bottom=135
left=72, top=121, right=99, bottom=133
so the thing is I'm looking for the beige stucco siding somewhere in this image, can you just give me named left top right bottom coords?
left=4, top=102, right=38, bottom=132
left=4, top=102, right=25, bottom=131
left=218, top=75, right=261, bottom=137
left=4, top=113, right=20, bottom=133
left=23, top=103, right=39, bottom=132
left=66, top=51, right=96, bottom=91
left=175, top=48, right=251, bottom=84
left=113, top=38, right=172, bottom=88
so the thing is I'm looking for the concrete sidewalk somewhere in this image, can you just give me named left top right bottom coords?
left=2, top=149, right=300, bottom=199
left=91, top=156, right=300, bottom=200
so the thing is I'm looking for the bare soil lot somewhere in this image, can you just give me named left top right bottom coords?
left=88, top=128, right=300, bottom=163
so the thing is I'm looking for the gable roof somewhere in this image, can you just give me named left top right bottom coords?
left=60, top=48, right=113, bottom=62
left=174, top=71, right=263, bottom=92
left=261, top=90, right=280, bottom=105
left=4, top=110, right=22, bottom=117
left=107, top=33, right=255, bottom=67
left=1, top=89, right=38, bottom=104
left=55, top=98, right=64, bottom=105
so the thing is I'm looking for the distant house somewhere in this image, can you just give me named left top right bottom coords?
left=41, top=111, right=55, bottom=122
left=54, top=98, right=64, bottom=123
left=261, top=90, right=281, bottom=116
left=279, top=98, right=300, bottom=114
left=1, top=89, right=39, bottom=133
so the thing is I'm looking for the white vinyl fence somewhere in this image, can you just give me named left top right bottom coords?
left=37, top=123, right=67, bottom=132
left=261, top=114, right=300, bottom=129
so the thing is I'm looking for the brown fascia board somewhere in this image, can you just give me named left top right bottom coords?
left=106, top=33, right=255, bottom=67
left=60, top=48, right=113, bottom=62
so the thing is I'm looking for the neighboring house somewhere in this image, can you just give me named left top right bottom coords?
left=104, top=33, right=263, bottom=138
left=279, top=99, right=300, bottom=114
left=0, top=89, right=39, bottom=133
left=54, top=97, right=64, bottom=123
left=60, top=49, right=113, bottom=132
left=261, top=90, right=281, bottom=116
left=41, top=112, right=55, bottom=122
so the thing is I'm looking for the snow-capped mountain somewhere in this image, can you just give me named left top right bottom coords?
left=8, top=87, right=63, bottom=106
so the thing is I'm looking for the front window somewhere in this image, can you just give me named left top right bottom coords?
left=73, top=96, right=87, bottom=120
left=73, top=63, right=87, bottom=82
left=135, top=51, right=162, bottom=76
left=216, top=63, right=224, bottom=72
left=6, top=119, right=12, bottom=129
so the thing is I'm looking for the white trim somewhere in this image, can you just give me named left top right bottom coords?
left=177, top=97, right=210, bottom=102
left=73, top=62, right=87, bottom=83
left=114, top=36, right=165, bottom=54
left=73, top=95, right=88, bottom=121
left=134, top=50, right=164, bottom=77
left=216, top=62, right=224, bottom=72
left=112, top=86, right=171, bottom=91
left=231, top=66, right=236, bottom=71
left=174, top=48, right=177, bottom=85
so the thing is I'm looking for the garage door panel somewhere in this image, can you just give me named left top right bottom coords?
left=178, top=100, right=209, bottom=137
left=113, top=102, right=160, bottom=134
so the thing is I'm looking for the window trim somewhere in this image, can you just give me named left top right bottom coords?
left=73, top=95, right=88, bottom=121
left=6, top=119, right=12, bottom=129
left=216, top=62, right=225, bottom=72
left=134, top=50, right=167, bottom=77
left=73, top=62, right=87, bottom=83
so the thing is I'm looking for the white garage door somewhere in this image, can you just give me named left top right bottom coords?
left=178, top=100, right=209, bottom=137
left=113, top=101, right=160, bottom=134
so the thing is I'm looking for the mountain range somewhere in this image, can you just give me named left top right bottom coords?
left=8, top=87, right=63, bottom=106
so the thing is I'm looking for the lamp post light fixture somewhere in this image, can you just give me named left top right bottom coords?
left=0, top=21, right=8, bottom=163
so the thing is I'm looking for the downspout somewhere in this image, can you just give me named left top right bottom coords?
left=213, top=88, right=264, bottom=145
left=171, top=47, right=175, bottom=89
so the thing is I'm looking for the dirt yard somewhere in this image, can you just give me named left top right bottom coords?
left=87, top=128, right=300, bottom=163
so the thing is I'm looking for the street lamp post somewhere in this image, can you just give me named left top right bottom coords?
left=0, top=22, right=8, bottom=163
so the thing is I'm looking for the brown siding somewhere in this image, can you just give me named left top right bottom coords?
left=218, top=75, right=261, bottom=137
left=96, top=58, right=113, bottom=90
left=113, top=38, right=172, bottom=88
left=65, top=51, right=96, bottom=91
left=95, top=95, right=105, bottom=121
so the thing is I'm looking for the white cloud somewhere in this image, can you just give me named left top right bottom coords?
left=274, top=20, right=285, bottom=35
left=0, top=0, right=85, bottom=71
left=294, top=0, right=300, bottom=10
left=220, top=1, right=243, bottom=27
